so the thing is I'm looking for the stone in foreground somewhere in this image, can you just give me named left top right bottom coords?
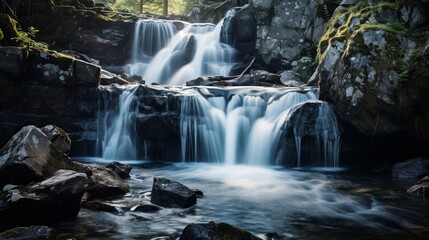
left=180, top=221, right=261, bottom=240
left=0, top=125, right=74, bottom=186
left=151, top=177, right=196, bottom=208
left=407, top=176, right=429, bottom=199
left=0, top=226, right=58, bottom=240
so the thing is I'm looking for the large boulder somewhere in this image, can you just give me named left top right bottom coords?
left=0, top=125, right=75, bottom=186
left=278, top=101, right=341, bottom=167
left=0, top=170, right=88, bottom=231
left=180, top=221, right=262, bottom=240
left=151, top=177, right=197, bottom=208
left=392, top=158, right=429, bottom=179
left=0, top=226, right=58, bottom=240
left=317, top=1, right=429, bottom=142
left=75, top=162, right=129, bottom=199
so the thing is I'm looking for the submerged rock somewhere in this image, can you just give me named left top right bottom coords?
left=0, top=226, right=58, bottom=240
left=180, top=221, right=262, bottom=240
left=0, top=125, right=75, bottom=186
left=392, top=158, right=429, bottom=179
left=151, top=177, right=197, bottom=208
left=106, top=161, right=132, bottom=179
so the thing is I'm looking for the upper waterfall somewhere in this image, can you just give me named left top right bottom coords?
left=126, top=14, right=238, bottom=85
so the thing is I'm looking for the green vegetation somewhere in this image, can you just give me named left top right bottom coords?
left=12, top=26, right=47, bottom=50
left=0, top=28, right=3, bottom=41
left=97, top=0, right=201, bottom=16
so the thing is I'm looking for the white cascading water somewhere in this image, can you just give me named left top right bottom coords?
left=125, top=19, right=177, bottom=77
left=126, top=15, right=237, bottom=85
left=96, top=85, right=139, bottom=160
left=180, top=87, right=341, bottom=167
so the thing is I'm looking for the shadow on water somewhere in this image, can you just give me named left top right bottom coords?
left=56, top=159, right=429, bottom=240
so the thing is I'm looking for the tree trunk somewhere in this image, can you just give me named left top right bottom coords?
left=163, top=0, right=168, bottom=16
left=139, top=0, right=143, bottom=13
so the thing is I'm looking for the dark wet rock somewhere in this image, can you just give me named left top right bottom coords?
left=75, top=162, right=129, bottom=199
left=0, top=46, right=24, bottom=76
left=24, top=50, right=75, bottom=86
left=82, top=201, right=120, bottom=213
left=193, top=189, right=204, bottom=198
left=106, top=161, right=132, bottom=179
left=0, top=170, right=88, bottom=231
left=41, top=124, right=71, bottom=154
left=180, top=221, right=262, bottom=240
left=74, top=59, right=101, bottom=87
left=0, top=226, right=58, bottom=240
left=100, top=69, right=130, bottom=85
left=151, top=177, right=197, bottom=208
left=392, top=158, right=429, bottom=179
left=221, top=5, right=257, bottom=58
left=280, top=70, right=305, bottom=87
left=407, top=176, right=429, bottom=199
left=0, top=125, right=75, bottom=186
left=132, top=202, right=162, bottom=212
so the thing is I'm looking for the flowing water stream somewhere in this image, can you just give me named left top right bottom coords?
left=56, top=160, right=429, bottom=240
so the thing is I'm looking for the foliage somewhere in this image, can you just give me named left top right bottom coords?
left=12, top=26, right=47, bottom=50
left=104, top=0, right=200, bottom=16
left=0, top=28, right=3, bottom=41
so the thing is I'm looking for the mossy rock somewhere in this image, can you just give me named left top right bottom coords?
left=0, top=14, right=20, bottom=46
left=24, top=49, right=76, bottom=86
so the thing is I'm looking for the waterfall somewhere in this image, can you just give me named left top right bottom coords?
left=96, top=85, right=139, bottom=160
left=127, top=16, right=237, bottom=85
left=180, top=87, right=341, bottom=167
left=126, top=19, right=177, bottom=77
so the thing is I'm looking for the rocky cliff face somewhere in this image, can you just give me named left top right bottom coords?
left=249, top=0, right=331, bottom=73
left=316, top=0, right=429, bottom=158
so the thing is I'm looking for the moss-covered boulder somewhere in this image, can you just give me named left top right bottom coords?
left=317, top=0, right=429, bottom=157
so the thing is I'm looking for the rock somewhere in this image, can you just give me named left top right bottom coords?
left=280, top=70, right=304, bottom=86
left=151, top=177, right=197, bottom=208
left=131, top=202, right=162, bottom=212
left=0, top=170, right=88, bottom=230
left=0, top=226, right=58, bottom=240
left=40, top=124, right=71, bottom=154
left=75, top=162, right=129, bottom=199
left=82, top=201, right=120, bottom=213
left=24, top=50, right=75, bottom=86
left=74, top=59, right=101, bottom=87
left=0, top=125, right=75, bottom=186
left=106, top=161, right=132, bottom=179
left=221, top=5, right=257, bottom=57
left=407, top=175, right=429, bottom=199
left=392, top=158, right=429, bottom=179
left=100, top=69, right=129, bottom=85
left=180, top=221, right=262, bottom=240
left=250, top=0, right=328, bottom=71
left=0, top=46, right=24, bottom=75
left=193, top=189, right=204, bottom=198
